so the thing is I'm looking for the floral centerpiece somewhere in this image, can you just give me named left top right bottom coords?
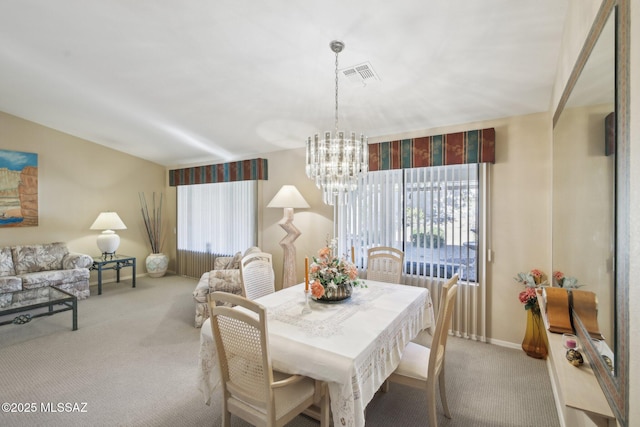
left=514, top=268, right=548, bottom=313
left=552, top=270, right=582, bottom=288
left=309, top=238, right=363, bottom=302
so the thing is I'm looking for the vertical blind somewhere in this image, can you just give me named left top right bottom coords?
left=338, top=165, right=478, bottom=280
left=337, top=163, right=487, bottom=341
left=177, top=181, right=257, bottom=256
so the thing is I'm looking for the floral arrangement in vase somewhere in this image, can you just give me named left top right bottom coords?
left=552, top=270, right=583, bottom=288
left=514, top=268, right=548, bottom=313
left=309, top=237, right=363, bottom=301
left=515, top=268, right=549, bottom=359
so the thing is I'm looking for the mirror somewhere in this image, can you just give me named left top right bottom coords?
left=552, top=0, right=628, bottom=425
left=553, top=9, right=615, bottom=347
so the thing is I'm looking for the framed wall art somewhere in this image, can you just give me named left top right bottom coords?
left=0, top=149, right=38, bottom=227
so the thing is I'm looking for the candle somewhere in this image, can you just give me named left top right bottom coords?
left=351, top=246, right=355, bottom=263
left=305, top=257, right=309, bottom=291
left=566, top=339, right=577, bottom=349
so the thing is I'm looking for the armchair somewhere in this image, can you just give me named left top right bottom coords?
left=193, top=246, right=260, bottom=328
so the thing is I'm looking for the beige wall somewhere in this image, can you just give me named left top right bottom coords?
left=0, top=111, right=174, bottom=283
left=260, top=147, right=334, bottom=290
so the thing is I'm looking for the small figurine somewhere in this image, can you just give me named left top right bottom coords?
left=566, top=348, right=584, bottom=367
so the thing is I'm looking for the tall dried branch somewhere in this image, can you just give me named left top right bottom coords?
left=139, top=192, right=163, bottom=254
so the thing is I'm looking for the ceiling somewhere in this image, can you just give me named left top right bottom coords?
left=0, top=0, right=568, bottom=168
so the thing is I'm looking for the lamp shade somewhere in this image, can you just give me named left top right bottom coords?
left=267, top=185, right=310, bottom=209
left=90, top=212, right=127, bottom=230
left=90, top=212, right=127, bottom=255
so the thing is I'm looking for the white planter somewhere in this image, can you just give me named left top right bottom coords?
left=145, top=253, right=168, bottom=278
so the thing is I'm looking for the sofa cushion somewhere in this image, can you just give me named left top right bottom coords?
left=0, top=247, right=15, bottom=277
left=0, top=276, right=21, bottom=294
left=19, top=268, right=90, bottom=290
left=12, top=242, right=69, bottom=275
left=0, top=292, right=13, bottom=309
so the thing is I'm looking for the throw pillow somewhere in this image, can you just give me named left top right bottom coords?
left=224, top=252, right=243, bottom=269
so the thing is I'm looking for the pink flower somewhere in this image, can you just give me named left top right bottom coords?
left=553, top=271, right=564, bottom=281
left=311, top=280, right=325, bottom=298
left=318, top=247, right=331, bottom=258
left=529, top=269, right=547, bottom=285
left=519, top=287, right=537, bottom=304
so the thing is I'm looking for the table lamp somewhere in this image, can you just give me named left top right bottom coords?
left=267, top=185, right=310, bottom=288
left=90, top=212, right=127, bottom=257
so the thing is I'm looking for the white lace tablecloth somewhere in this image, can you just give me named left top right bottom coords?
left=198, top=280, right=434, bottom=427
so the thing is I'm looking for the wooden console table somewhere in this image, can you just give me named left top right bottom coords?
left=90, top=255, right=136, bottom=295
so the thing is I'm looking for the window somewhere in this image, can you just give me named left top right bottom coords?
left=177, top=181, right=257, bottom=255
left=338, top=163, right=482, bottom=283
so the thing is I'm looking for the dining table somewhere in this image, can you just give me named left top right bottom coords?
left=198, top=279, right=434, bottom=427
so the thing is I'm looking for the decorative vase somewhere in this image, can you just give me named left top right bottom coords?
left=146, top=253, right=168, bottom=278
left=314, top=281, right=353, bottom=303
left=522, top=308, right=548, bottom=359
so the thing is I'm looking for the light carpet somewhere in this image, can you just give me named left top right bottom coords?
left=0, top=275, right=559, bottom=426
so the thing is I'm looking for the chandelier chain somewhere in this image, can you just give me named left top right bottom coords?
left=334, top=48, right=339, bottom=135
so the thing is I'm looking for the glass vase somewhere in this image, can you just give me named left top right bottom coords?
left=522, top=308, right=548, bottom=359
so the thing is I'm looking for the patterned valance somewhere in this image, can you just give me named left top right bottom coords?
left=368, top=128, right=495, bottom=171
left=169, top=158, right=268, bottom=186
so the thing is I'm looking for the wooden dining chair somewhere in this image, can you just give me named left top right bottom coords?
left=411, top=273, right=459, bottom=347
left=240, top=252, right=275, bottom=300
left=366, top=246, right=404, bottom=284
left=386, top=277, right=459, bottom=427
left=208, top=291, right=330, bottom=427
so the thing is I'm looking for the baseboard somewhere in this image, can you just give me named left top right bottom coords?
left=88, top=270, right=182, bottom=286
left=485, top=337, right=521, bottom=350
left=88, top=275, right=136, bottom=286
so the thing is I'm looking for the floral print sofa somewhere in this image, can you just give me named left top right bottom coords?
left=192, top=246, right=261, bottom=327
left=0, top=242, right=92, bottom=300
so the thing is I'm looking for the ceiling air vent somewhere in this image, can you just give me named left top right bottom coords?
left=340, top=62, right=380, bottom=85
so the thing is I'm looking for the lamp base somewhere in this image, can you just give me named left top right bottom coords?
left=96, top=230, right=120, bottom=255
left=279, top=207, right=301, bottom=288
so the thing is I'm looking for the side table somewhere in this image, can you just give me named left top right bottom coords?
left=90, top=255, right=136, bottom=295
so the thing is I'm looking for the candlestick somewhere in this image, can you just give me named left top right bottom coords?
left=302, top=290, right=312, bottom=315
left=304, top=257, right=309, bottom=291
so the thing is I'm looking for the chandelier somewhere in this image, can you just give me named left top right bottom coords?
left=305, top=40, right=368, bottom=205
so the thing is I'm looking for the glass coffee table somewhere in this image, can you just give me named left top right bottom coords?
left=0, top=286, right=78, bottom=331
